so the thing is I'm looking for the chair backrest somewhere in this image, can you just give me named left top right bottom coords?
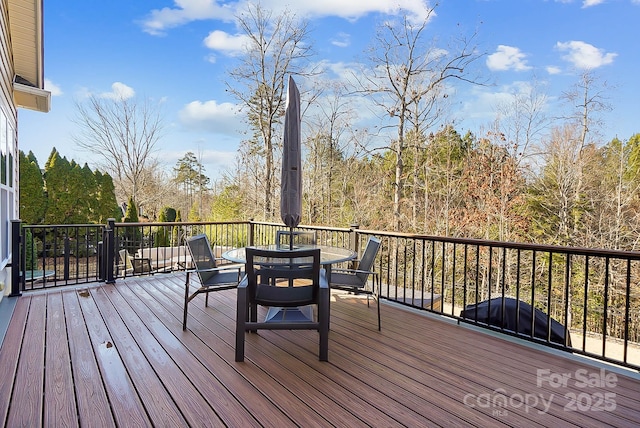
left=276, top=230, right=317, bottom=248
left=119, top=249, right=133, bottom=271
left=245, top=248, right=321, bottom=307
left=355, top=236, right=381, bottom=283
left=186, top=234, right=218, bottom=282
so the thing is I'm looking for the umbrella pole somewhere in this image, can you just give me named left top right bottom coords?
left=289, top=226, right=294, bottom=250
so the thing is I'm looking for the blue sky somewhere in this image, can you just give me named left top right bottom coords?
left=19, top=0, right=640, bottom=180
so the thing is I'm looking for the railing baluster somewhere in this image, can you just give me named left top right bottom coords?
left=563, top=254, right=571, bottom=347
left=603, top=257, right=610, bottom=357
left=451, top=242, right=457, bottom=316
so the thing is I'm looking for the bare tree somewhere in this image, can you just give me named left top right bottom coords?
left=355, top=10, right=484, bottom=231
left=495, top=78, right=550, bottom=170
left=226, top=3, right=314, bottom=220
left=304, top=80, right=356, bottom=224
left=562, top=70, right=612, bottom=151
left=73, top=94, right=164, bottom=210
left=560, top=70, right=613, bottom=240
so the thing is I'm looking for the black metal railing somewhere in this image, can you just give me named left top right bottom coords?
left=354, top=229, right=640, bottom=371
left=11, top=219, right=640, bottom=370
left=15, top=221, right=104, bottom=291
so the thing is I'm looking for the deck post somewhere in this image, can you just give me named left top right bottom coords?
left=248, top=219, right=255, bottom=246
left=10, top=220, right=22, bottom=297
left=105, top=218, right=116, bottom=284
left=63, top=234, right=70, bottom=280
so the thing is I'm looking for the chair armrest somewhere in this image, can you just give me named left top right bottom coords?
left=319, top=268, right=328, bottom=289
left=188, top=266, right=242, bottom=274
left=331, top=268, right=375, bottom=275
left=238, top=274, right=249, bottom=289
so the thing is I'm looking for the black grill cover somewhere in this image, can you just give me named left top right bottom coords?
left=460, top=297, right=571, bottom=346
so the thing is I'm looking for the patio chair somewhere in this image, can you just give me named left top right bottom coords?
left=236, top=248, right=329, bottom=362
left=183, top=234, right=242, bottom=330
left=275, top=230, right=317, bottom=248
left=329, top=236, right=381, bottom=330
left=116, top=249, right=152, bottom=276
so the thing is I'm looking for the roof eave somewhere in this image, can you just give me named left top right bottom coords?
left=8, top=0, right=47, bottom=111
left=13, top=81, right=50, bottom=112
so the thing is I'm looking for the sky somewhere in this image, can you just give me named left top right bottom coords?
left=19, top=0, right=640, bottom=181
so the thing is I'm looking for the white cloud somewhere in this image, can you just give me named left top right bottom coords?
left=100, top=82, right=135, bottom=100
left=546, top=65, right=562, bottom=75
left=284, top=0, right=434, bottom=22
left=331, top=32, right=351, bottom=48
left=582, top=0, right=605, bottom=7
left=140, top=0, right=235, bottom=35
left=162, top=147, right=237, bottom=177
left=456, top=80, right=550, bottom=128
left=140, top=0, right=435, bottom=35
left=44, top=79, right=63, bottom=96
left=556, top=40, right=617, bottom=69
left=178, top=99, right=242, bottom=134
left=203, top=30, right=251, bottom=55
left=486, top=45, right=532, bottom=72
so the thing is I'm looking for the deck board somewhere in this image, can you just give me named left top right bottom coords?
left=44, top=292, right=77, bottom=428
left=129, top=278, right=332, bottom=426
left=91, top=286, right=190, bottom=427
left=76, top=285, right=152, bottom=427
left=63, top=289, right=115, bottom=427
left=1, top=273, right=639, bottom=427
left=7, top=294, right=46, bottom=428
left=0, top=296, right=29, bottom=425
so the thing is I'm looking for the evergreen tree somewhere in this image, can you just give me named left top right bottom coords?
left=155, top=209, right=169, bottom=247
left=44, top=149, right=75, bottom=224
left=154, top=206, right=176, bottom=247
left=65, top=161, right=94, bottom=224
left=172, top=209, right=183, bottom=246
left=173, top=152, right=209, bottom=217
left=25, top=228, right=36, bottom=270
left=122, top=195, right=141, bottom=249
left=211, top=186, right=243, bottom=221
left=160, top=206, right=177, bottom=222
left=18, top=150, right=46, bottom=224
left=94, top=171, right=122, bottom=223
left=80, top=163, right=98, bottom=222
left=188, top=202, right=201, bottom=222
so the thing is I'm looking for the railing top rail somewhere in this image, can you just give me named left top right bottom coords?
left=355, top=228, right=640, bottom=260
left=249, top=221, right=352, bottom=234
left=22, top=223, right=103, bottom=228
left=113, top=220, right=250, bottom=227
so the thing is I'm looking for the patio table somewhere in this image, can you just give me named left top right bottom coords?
left=223, top=244, right=356, bottom=322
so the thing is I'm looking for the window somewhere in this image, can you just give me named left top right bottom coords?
left=0, top=109, right=16, bottom=268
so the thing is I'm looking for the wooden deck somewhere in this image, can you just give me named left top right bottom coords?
left=1, top=274, right=639, bottom=427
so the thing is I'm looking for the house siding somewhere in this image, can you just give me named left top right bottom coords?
left=1, top=0, right=20, bottom=301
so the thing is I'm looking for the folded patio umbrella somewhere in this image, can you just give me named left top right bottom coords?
left=280, top=76, right=302, bottom=246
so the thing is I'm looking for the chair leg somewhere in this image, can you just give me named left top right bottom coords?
left=249, top=302, right=258, bottom=333
left=183, top=273, right=191, bottom=330
left=376, top=294, right=381, bottom=331
left=319, top=288, right=329, bottom=361
left=376, top=275, right=381, bottom=331
left=373, top=275, right=382, bottom=331
left=236, top=288, right=247, bottom=362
